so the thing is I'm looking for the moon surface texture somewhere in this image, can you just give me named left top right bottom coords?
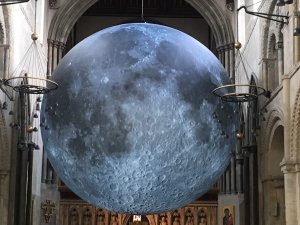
left=42, top=23, right=237, bottom=214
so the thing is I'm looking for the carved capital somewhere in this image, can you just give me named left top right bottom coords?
left=280, top=162, right=300, bottom=173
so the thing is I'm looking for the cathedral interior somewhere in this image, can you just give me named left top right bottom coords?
left=0, top=0, right=300, bottom=225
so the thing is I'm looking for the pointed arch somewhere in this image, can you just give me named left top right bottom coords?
left=48, top=0, right=234, bottom=48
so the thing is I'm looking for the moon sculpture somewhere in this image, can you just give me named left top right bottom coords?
left=41, top=23, right=237, bottom=214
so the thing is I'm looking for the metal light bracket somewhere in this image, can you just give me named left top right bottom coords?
left=237, top=6, right=289, bottom=24
left=0, top=79, right=14, bottom=101
left=0, top=0, right=29, bottom=6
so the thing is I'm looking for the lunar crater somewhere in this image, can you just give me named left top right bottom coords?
left=42, top=23, right=236, bottom=214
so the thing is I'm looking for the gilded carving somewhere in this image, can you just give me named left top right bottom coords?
left=41, top=200, right=56, bottom=223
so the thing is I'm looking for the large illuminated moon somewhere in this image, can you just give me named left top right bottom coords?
left=41, top=23, right=236, bottom=214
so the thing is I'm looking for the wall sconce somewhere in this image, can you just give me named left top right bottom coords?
left=226, top=0, right=234, bottom=11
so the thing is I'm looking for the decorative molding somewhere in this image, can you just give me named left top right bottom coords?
left=290, top=85, right=300, bottom=162
left=280, top=162, right=300, bottom=173
left=58, top=202, right=217, bottom=225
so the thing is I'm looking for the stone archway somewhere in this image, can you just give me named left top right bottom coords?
left=265, top=124, right=285, bottom=225
left=47, top=0, right=235, bottom=76
left=48, top=0, right=233, bottom=46
left=264, top=122, right=285, bottom=225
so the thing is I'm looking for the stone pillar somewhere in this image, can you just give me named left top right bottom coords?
left=229, top=47, right=235, bottom=82
left=281, top=74, right=298, bottom=225
left=222, top=174, right=226, bottom=194
left=47, top=39, right=66, bottom=77
left=297, top=170, right=300, bottom=225
left=243, top=151, right=250, bottom=225
left=230, top=153, right=236, bottom=193
left=52, top=41, right=58, bottom=70
left=294, top=12, right=300, bottom=63
left=281, top=164, right=299, bottom=225
left=224, top=46, right=230, bottom=76
left=217, top=44, right=235, bottom=80
left=0, top=171, right=8, bottom=225
left=282, top=75, right=291, bottom=162
left=47, top=39, right=53, bottom=78
left=225, top=167, right=231, bottom=194
left=236, top=157, right=243, bottom=193
left=219, top=176, right=224, bottom=194
left=219, top=48, right=225, bottom=65
left=260, top=58, right=269, bottom=91
left=276, top=41, right=284, bottom=82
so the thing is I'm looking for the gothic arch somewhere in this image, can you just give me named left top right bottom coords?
left=262, top=107, right=284, bottom=152
left=260, top=107, right=284, bottom=178
left=261, top=0, right=280, bottom=58
left=290, top=86, right=300, bottom=162
left=48, top=0, right=234, bottom=48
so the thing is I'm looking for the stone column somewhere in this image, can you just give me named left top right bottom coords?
left=222, top=174, right=226, bottom=194
left=224, top=46, right=230, bottom=76
left=243, top=151, right=250, bottom=225
left=276, top=41, right=284, bottom=82
left=236, top=157, right=243, bottom=193
left=47, top=39, right=53, bottom=78
left=218, top=46, right=225, bottom=65
left=281, top=74, right=298, bottom=225
left=225, top=167, right=231, bottom=194
left=217, top=44, right=235, bottom=79
left=0, top=171, right=8, bottom=225
left=52, top=41, right=59, bottom=70
left=229, top=47, right=235, bottom=82
left=282, top=75, right=291, bottom=163
left=230, top=153, right=236, bottom=193
left=297, top=169, right=300, bottom=225
left=259, top=58, right=269, bottom=91
left=294, top=12, right=300, bottom=63
left=281, top=164, right=299, bottom=225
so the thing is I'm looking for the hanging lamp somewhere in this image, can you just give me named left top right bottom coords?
left=2, top=32, right=58, bottom=94
left=2, top=0, right=58, bottom=94
left=212, top=6, right=267, bottom=103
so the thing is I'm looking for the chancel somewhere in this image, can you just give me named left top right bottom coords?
left=0, top=1, right=299, bottom=225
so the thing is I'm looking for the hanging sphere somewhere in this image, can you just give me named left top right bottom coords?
left=41, top=23, right=237, bottom=214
